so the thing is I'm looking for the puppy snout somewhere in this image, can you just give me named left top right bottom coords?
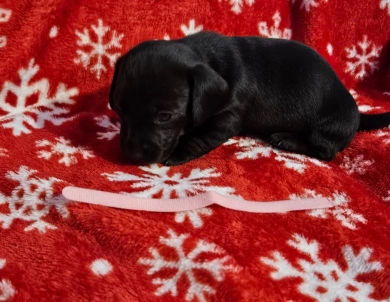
left=121, top=135, right=163, bottom=164
left=141, top=140, right=158, bottom=154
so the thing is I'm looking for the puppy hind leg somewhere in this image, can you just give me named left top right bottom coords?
left=305, top=130, right=343, bottom=161
left=269, top=132, right=312, bottom=155
left=269, top=131, right=338, bottom=161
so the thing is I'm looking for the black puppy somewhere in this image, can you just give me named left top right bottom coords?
left=109, top=31, right=390, bottom=166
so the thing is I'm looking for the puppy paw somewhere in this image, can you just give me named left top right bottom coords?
left=269, top=132, right=301, bottom=152
left=163, top=152, right=191, bottom=166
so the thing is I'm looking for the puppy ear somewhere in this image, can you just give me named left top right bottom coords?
left=109, top=56, right=123, bottom=110
left=191, top=64, right=229, bottom=126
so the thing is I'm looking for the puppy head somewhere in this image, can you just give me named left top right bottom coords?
left=109, top=40, right=228, bottom=164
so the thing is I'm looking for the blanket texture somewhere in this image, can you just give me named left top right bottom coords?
left=0, top=1, right=390, bottom=301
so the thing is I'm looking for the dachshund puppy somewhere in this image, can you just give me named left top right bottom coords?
left=109, top=31, right=390, bottom=166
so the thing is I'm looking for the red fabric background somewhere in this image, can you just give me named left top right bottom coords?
left=0, top=1, right=389, bottom=301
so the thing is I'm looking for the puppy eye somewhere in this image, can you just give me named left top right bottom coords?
left=157, top=112, right=172, bottom=123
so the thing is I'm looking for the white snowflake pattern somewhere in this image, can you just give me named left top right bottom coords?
left=49, top=26, right=58, bottom=38
left=0, top=259, right=15, bottom=301
left=164, top=19, right=203, bottom=40
left=0, top=166, right=69, bottom=232
left=291, top=0, right=328, bottom=12
left=95, top=116, right=120, bottom=140
left=290, top=189, right=366, bottom=229
left=350, top=89, right=382, bottom=112
left=383, top=191, right=390, bottom=202
left=326, top=43, right=333, bottom=56
left=90, top=259, right=113, bottom=277
left=258, top=11, right=292, bottom=39
left=376, top=129, right=390, bottom=144
left=261, top=234, right=384, bottom=302
left=0, top=59, right=78, bottom=136
left=219, top=0, right=255, bottom=14
left=36, top=136, right=94, bottom=166
left=139, top=229, right=237, bottom=302
left=180, top=19, right=203, bottom=36
left=74, top=19, right=124, bottom=79
left=175, top=208, right=213, bottom=228
left=349, top=89, right=358, bottom=99
left=345, top=36, right=381, bottom=79
left=224, top=137, right=272, bottom=159
left=0, top=8, right=11, bottom=48
left=340, top=154, right=374, bottom=175
left=103, top=164, right=238, bottom=199
left=380, top=0, right=390, bottom=15
left=358, top=104, right=381, bottom=112
left=0, top=148, right=8, bottom=157
left=226, top=137, right=329, bottom=173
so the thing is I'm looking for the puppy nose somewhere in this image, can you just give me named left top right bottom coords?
left=142, top=140, right=157, bottom=154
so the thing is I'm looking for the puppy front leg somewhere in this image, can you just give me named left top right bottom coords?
left=165, top=113, right=241, bottom=166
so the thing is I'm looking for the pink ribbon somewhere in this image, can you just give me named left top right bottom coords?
left=62, top=186, right=333, bottom=213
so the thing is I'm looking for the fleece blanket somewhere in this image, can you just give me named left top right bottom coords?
left=0, top=1, right=390, bottom=301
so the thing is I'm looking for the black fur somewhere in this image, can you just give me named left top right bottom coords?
left=109, top=31, right=390, bottom=166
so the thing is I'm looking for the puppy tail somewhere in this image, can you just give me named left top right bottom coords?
left=358, top=112, right=390, bottom=131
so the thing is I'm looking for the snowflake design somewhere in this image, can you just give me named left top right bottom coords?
left=383, top=191, right=390, bottom=202
left=95, top=116, right=120, bottom=140
left=90, top=259, right=113, bottom=277
left=226, top=137, right=329, bottom=173
left=219, top=0, right=255, bottom=14
left=175, top=208, right=213, bottom=228
left=139, top=229, right=237, bottom=302
left=345, top=36, right=381, bottom=79
left=290, top=189, right=366, bottom=229
left=376, top=129, right=390, bottom=144
left=326, top=43, right=333, bottom=56
left=258, top=11, right=291, bottom=39
left=261, top=234, right=384, bottom=302
left=350, top=89, right=382, bottom=112
left=380, top=0, right=390, bottom=15
left=0, top=166, right=69, bottom=232
left=164, top=19, right=203, bottom=40
left=349, top=89, right=358, bottom=99
left=0, top=148, right=7, bottom=156
left=0, top=8, right=11, bottom=48
left=36, top=136, right=94, bottom=166
left=291, top=0, right=328, bottom=12
left=0, top=59, right=78, bottom=136
left=180, top=19, right=203, bottom=36
left=340, top=154, right=374, bottom=175
left=74, top=19, right=124, bottom=79
left=0, top=259, right=15, bottom=301
left=49, top=26, right=58, bottom=38
left=224, top=137, right=272, bottom=159
left=358, top=104, right=381, bottom=112
left=103, top=164, right=238, bottom=198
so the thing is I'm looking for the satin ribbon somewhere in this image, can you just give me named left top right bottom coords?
left=62, top=186, right=333, bottom=213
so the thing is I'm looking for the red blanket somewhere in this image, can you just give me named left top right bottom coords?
left=1, top=1, right=389, bottom=301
